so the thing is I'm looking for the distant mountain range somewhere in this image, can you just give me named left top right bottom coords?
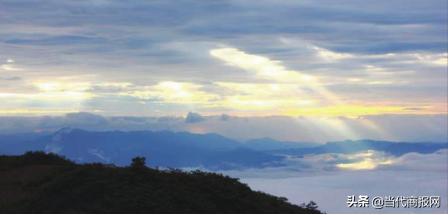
left=244, top=138, right=319, bottom=151
left=271, top=139, right=448, bottom=157
left=0, top=128, right=446, bottom=170
left=0, top=128, right=282, bottom=170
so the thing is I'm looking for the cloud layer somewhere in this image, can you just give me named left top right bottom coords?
left=224, top=149, right=448, bottom=213
left=0, top=0, right=446, bottom=116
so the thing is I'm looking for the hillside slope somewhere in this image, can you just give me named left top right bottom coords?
left=0, top=152, right=320, bottom=213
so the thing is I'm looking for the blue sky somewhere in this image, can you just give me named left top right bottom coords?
left=0, top=0, right=447, bottom=116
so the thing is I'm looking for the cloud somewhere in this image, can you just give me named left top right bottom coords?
left=4, top=35, right=106, bottom=46
left=312, top=46, right=354, bottom=61
left=210, top=47, right=314, bottom=84
left=385, top=149, right=448, bottom=172
left=210, top=47, right=444, bottom=116
left=236, top=168, right=447, bottom=213
left=0, top=76, right=21, bottom=81
left=65, top=112, right=109, bottom=126
left=0, top=1, right=445, bottom=118
left=123, top=81, right=219, bottom=105
left=0, top=59, right=22, bottom=71
left=223, top=150, right=448, bottom=213
left=185, top=112, right=205, bottom=123
left=220, top=114, right=231, bottom=121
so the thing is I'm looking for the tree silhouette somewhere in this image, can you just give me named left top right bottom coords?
left=130, top=156, right=146, bottom=170
left=0, top=152, right=321, bottom=213
left=305, top=201, right=318, bottom=210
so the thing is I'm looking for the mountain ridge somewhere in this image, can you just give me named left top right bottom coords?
left=1, top=128, right=446, bottom=170
left=0, top=128, right=282, bottom=170
left=0, top=152, right=321, bottom=213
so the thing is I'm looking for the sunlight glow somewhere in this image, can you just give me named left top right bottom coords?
left=0, top=81, right=94, bottom=115
left=413, top=53, right=448, bottom=66
left=210, top=47, right=343, bottom=105
left=1, top=64, right=22, bottom=71
left=125, top=81, right=218, bottom=105
left=283, top=105, right=405, bottom=117
left=210, top=47, right=409, bottom=117
left=336, top=150, right=394, bottom=170
left=209, top=47, right=418, bottom=139
left=312, top=46, right=353, bottom=61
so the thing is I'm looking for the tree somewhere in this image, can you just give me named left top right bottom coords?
left=130, top=156, right=146, bottom=170
left=305, top=201, right=318, bottom=210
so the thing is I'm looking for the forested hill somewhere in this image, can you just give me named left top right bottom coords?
left=0, top=152, right=321, bottom=213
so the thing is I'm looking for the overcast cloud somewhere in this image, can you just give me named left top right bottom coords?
left=0, top=0, right=446, bottom=117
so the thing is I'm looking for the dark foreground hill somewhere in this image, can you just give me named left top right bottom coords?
left=0, top=152, right=320, bottom=213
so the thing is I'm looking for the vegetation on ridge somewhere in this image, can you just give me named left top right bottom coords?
left=0, top=151, right=321, bottom=213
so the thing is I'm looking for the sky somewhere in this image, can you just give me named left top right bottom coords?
left=0, top=0, right=447, bottom=118
left=0, top=2, right=447, bottom=211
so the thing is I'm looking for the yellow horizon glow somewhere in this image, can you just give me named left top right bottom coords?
left=1, top=48, right=445, bottom=118
left=0, top=109, right=79, bottom=115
